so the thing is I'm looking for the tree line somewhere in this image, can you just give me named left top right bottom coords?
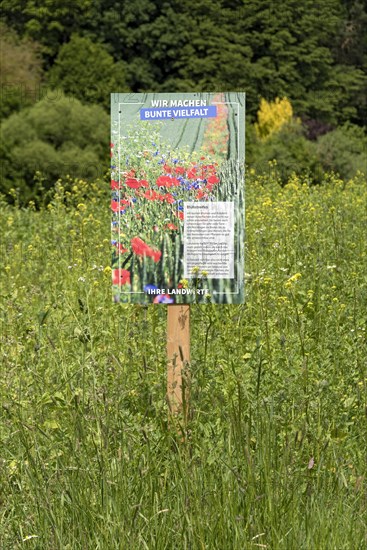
left=2, top=0, right=366, bottom=126
left=1, top=0, right=366, bottom=202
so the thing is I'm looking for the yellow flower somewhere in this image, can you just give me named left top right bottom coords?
left=179, top=279, right=189, bottom=289
left=285, top=272, right=302, bottom=289
left=255, top=97, right=294, bottom=141
left=287, top=272, right=302, bottom=283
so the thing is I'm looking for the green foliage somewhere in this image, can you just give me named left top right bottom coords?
left=0, top=94, right=109, bottom=203
left=252, top=120, right=322, bottom=182
left=251, top=98, right=366, bottom=181
left=93, top=0, right=161, bottom=92
left=316, top=123, right=367, bottom=180
left=299, top=64, right=367, bottom=127
left=150, top=1, right=253, bottom=94
left=0, top=24, right=43, bottom=122
left=243, top=0, right=366, bottom=125
left=2, top=0, right=366, bottom=127
left=335, top=0, right=367, bottom=125
left=48, top=35, right=128, bottom=108
left=0, top=0, right=99, bottom=60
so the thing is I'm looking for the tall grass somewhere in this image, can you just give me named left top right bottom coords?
left=1, top=171, right=366, bottom=548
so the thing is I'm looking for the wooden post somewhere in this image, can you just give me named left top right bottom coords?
left=167, top=305, right=190, bottom=424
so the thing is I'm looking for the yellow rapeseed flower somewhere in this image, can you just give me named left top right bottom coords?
left=285, top=272, right=302, bottom=289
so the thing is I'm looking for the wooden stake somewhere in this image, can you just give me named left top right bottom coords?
left=167, top=304, right=190, bottom=423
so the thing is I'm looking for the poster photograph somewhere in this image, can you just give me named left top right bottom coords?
left=111, top=92, right=245, bottom=304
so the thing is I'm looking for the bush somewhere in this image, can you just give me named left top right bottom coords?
left=251, top=120, right=322, bottom=183
left=0, top=93, right=109, bottom=204
left=316, top=123, right=366, bottom=180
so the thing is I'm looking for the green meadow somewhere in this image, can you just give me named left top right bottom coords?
left=1, top=171, right=366, bottom=549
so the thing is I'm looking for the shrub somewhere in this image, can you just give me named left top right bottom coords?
left=0, top=93, right=109, bottom=204
left=252, top=120, right=322, bottom=183
left=316, top=123, right=366, bottom=180
left=254, top=97, right=294, bottom=141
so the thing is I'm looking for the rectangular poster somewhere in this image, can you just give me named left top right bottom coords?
left=111, top=92, right=245, bottom=304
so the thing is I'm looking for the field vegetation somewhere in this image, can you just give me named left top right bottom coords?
left=1, top=170, right=366, bottom=548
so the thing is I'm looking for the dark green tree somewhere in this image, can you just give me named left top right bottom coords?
left=91, top=0, right=160, bottom=90
left=0, top=0, right=99, bottom=61
left=47, top=35, right=128, bottom=108
left=237, top=0, right=366, bottom=124
left=335, top=0, right=367, bottom=126
left=1, top=0, right=366, bottom=126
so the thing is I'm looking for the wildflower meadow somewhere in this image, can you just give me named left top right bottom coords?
left=1, top=162, right=366, bottom=548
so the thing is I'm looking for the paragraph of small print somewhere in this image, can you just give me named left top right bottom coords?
left=184, top=201, right=234, bottom=279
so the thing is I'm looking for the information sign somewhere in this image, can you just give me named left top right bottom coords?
left=111, top=92, right=245, bottom=304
